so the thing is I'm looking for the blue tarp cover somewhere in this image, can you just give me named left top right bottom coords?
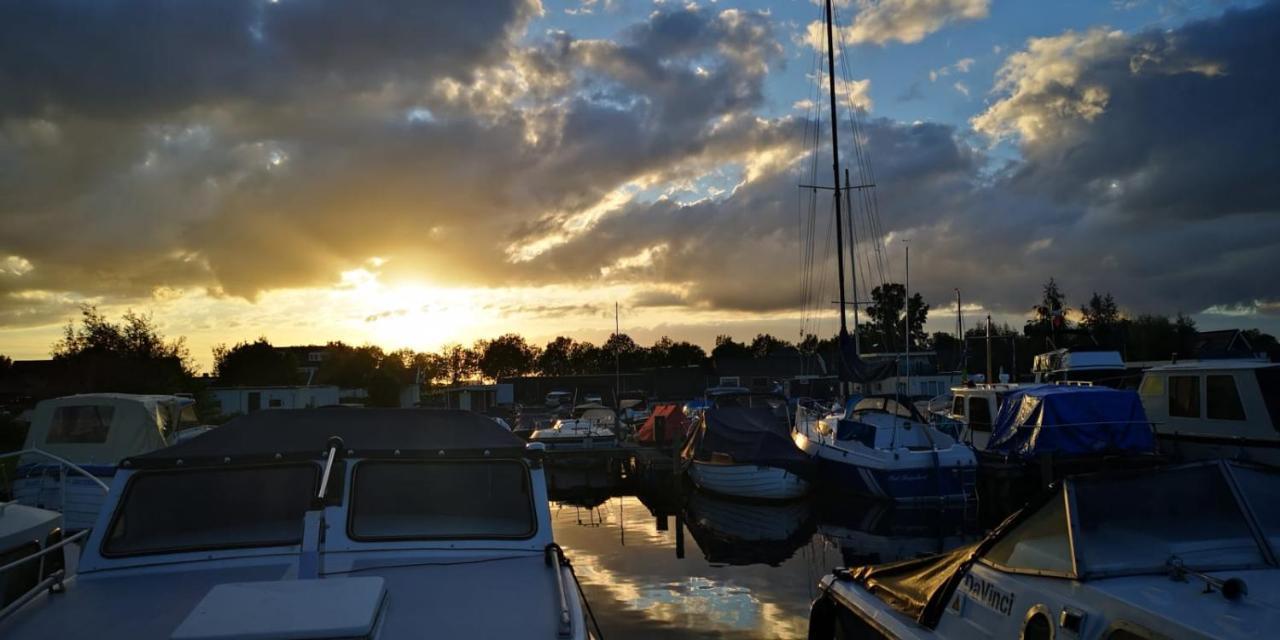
left=687, top=406, right=814, bottom=478
left=987, top=386, right=1155, bottom=459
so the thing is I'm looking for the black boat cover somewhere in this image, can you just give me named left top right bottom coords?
left=126, top=408, right=527, bottom=468
left=683, top=406, right=814, bottom=479
left=837, top=331, right=895, bottom=384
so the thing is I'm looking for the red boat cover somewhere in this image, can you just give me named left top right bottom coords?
left=636, top=403, right=690, bottom=445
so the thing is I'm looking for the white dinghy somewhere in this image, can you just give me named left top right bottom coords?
left=0, top=409, right=599, bottom=639
left=681, top=392, right=814, bottom=501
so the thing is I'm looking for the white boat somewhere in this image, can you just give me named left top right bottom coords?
left=794, top=396, right=977, bottom=503
left=1138, top=360, right=1280, bottom=465
left=1031, top=348, right=1128, bottom=385
left=687, top=461, right=810, bottom=501
left=10, top=393, right=201, bottom=530
left=0, top=409, right=598, bottom=639
left=810, top=460, right=1280, bottom=640
left=0, top=500, right=72, bottom=614
left=932, top=382, right=1043, bottom=450
left=529, top=403, right=618, bottom=450
left=681, top=393, right=814, bottom=501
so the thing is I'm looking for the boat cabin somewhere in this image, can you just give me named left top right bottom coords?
left=1138, top=361, right=1280, bottom=465
left=0, top=409, right=595, bottom=639
left=937, top=384, right=1039, bottom=449
left=1032, top=349, right=1126, bottom=386
left=11, top=394, right=199, bottom=530
left=815, top=460, right=1280, bottom=640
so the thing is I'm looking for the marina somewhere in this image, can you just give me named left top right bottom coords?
left=2, top=0, right=1279, bottom=638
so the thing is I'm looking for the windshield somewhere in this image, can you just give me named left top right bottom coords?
left=1073, top=464, right=1267, bottom=576
left=350, top=461, right=535, bottom=540
left=852, top=396, right=923, bottom=422
left=104, top=464, right=317, bottom=556
left=1231, top=465, right=1280, bottom=551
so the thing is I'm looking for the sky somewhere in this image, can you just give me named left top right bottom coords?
left=1, top=0, right=1278, bottom=369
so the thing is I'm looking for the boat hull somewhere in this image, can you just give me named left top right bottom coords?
left=799, top=437, right=976, bottom=503
left=687, top=461, right=810, bottom=501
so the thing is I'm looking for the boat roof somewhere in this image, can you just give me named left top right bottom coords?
left=124, top=409, right=528, bottom=469
left=1146, top=359, right=1277, bottom=372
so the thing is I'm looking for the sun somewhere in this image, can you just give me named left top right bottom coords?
left=333, top=268, right=483, bottom=351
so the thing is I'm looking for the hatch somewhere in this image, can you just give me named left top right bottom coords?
left=170, top=577, right=386, bottom=640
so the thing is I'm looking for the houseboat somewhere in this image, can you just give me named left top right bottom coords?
left=1138, top=360, right=1280, bottom=465
left=0, top=408, right=599, bottom=639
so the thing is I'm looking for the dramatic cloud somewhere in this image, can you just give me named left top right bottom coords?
left=811, top=0, right=990, bottom=47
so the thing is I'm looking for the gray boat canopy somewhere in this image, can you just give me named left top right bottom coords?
left=124, top=408, right=529, bottom=469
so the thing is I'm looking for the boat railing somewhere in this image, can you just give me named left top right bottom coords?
left=0, top=526, right=90, bottom=622
left=1, top=448, right=112, bottom=497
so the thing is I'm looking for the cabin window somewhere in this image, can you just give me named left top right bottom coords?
left=1206, top=375, right=1246, bottom=421
left=982, top=493, right=1072, bottom=574
left=1137, top=375, right=1163, bottom=398
left=1168, top=376, right=1200, bottom=418
left=967, top=398, right=992, bottom=433
left=1073, top=464, right=1264, bottom=576
left=350, top=461, right=535, bottom=540
left=103, top=464, right=317, bottom=556
left=268, top=398, right=283, bottom=408
left=47, top=405, right=115, bottom=444
left=951, top=396, right=965, bottom=418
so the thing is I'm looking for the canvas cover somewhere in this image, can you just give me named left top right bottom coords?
left=846, top=543, right=979, bottom=628
left=986, top=386, right=1155, bottom=459
left=682, top=406, right=813, bottom=478
left=837, top=331, right=895, bottom=384
left=20, top=394, right=177, bottom=466
left=636, top=403, right=690, bottom=445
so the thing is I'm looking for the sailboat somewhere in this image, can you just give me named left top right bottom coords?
left=790, top=0, right=976, bottom=503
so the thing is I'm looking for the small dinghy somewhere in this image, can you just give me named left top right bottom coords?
left=810, top=460, right=1280, bottom=640
left=681, top=393, right=814, bottom=501
left=794, top=395, right=977, bottom=503
left=0, top=409, right=600, bottom=639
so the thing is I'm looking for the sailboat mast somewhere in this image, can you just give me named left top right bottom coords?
left=825, top=0, right=848, bottom=336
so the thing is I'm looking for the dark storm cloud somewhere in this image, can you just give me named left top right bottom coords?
left=0, top=0, right=539, bottom=118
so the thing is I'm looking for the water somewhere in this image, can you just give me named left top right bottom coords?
left=547, top=468, right=981, bottom=639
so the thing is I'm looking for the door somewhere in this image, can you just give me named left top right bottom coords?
left=248, top=392, right=262, bottom=413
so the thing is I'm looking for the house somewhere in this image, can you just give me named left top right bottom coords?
left=440, top=384, right=515, bottom=411
left=208, top=385, right=340, bottom=416
left=711, top=348, right=826, bottom=393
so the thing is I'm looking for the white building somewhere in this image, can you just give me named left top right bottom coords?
left=209, top=385, right=340, bottom=416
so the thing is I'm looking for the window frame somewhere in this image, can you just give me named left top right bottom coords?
left=967, top=397, right=993, bottom=433
left=46, top=404, right=116, bottom=445
left=346, top=458, right=538, bottom=543
left=100, top=462, right=319, bottom=558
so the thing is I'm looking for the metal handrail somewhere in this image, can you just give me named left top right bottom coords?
left=0, top=528, right=90, bottom=622
left=0, top=449, right=111, bottom=493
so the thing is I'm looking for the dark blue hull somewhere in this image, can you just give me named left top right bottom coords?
left=815, top=454, right=975, bottom=503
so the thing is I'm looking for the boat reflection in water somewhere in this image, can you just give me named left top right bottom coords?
left=545, top=465, right=978, bottom=638
left=816, top=496, right=980, bottom=568
left=684, top=489, right=817, bottom=567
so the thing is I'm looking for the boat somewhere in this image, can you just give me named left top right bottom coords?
left=1138, top=360, right=1280, bottom=465
left=634, top=402, right=691, bottom=450
left=977, top=385, right=1162, bottom=509
left=528, top=403, right=618, bottom=451
left=794, top=395, right=978, bottom=503
left=0, top=408, right=600, bottom=639
left=8, top=393, right=202, bottom=531
left=0, top=500, right=69, bottom=613
left=1031, top=348, right=1129, bottom=386
left=931, top=382, right=1043, bottom=450
left=809, top=460, right=1280, bottom=640
left=681, top=392, right=814, bottom=501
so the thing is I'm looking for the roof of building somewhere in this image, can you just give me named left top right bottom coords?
left=125, top=408, right=526, bottom=468
left=1194, top=329, right=1256, bottom=359
left=1146, top=359, right=1276, bottom=372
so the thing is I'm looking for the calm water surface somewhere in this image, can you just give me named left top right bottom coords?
left=548, top=470, right=980, bottom=639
